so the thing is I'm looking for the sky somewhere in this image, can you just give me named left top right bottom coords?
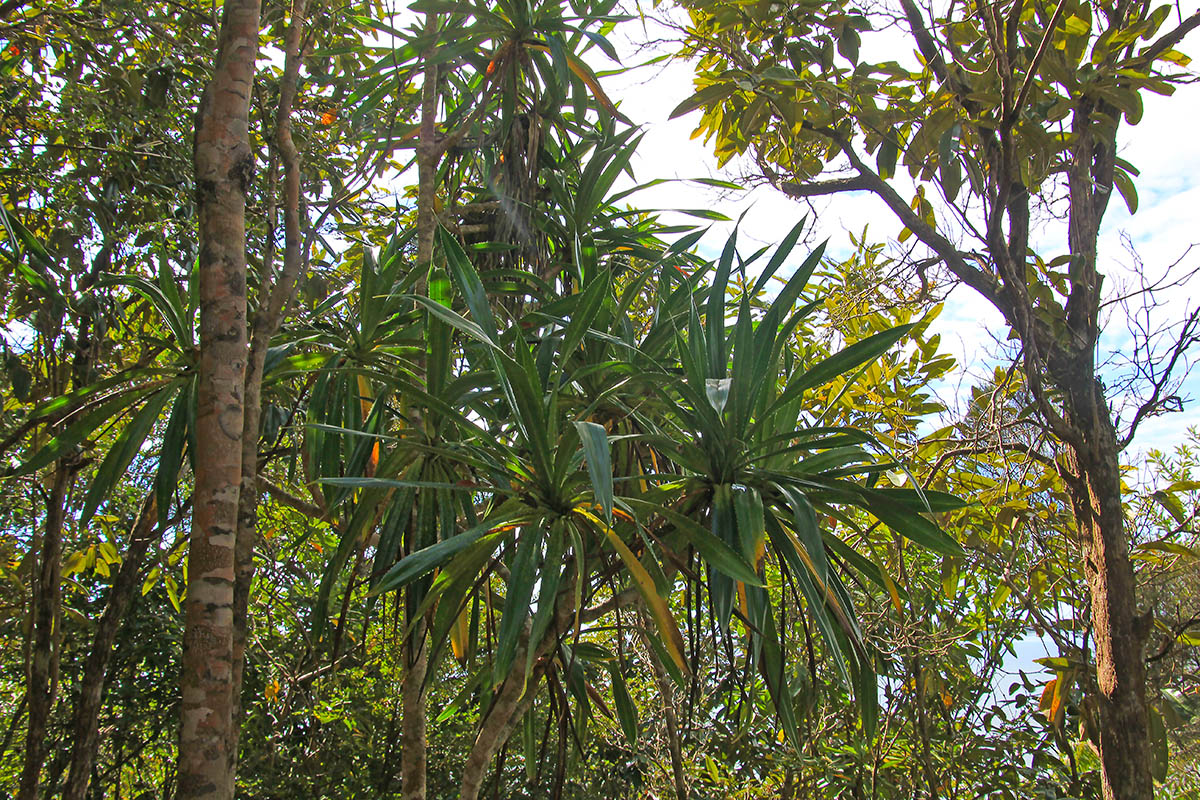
left=593, top=7, right=1200, bottom=461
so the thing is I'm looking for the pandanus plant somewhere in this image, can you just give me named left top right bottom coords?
left=328, top=216, right=963, bottom=794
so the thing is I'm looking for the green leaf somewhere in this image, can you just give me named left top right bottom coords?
left=80, top=388, right=175, bottom=527
left=579, top=508, right=688, bottom=674
left=1149, top=704, right=1168, bottom=781
left=1150, top=490, right=1186, bottom=525
left=574, top=421, right=613, bottom=523
left=609, top=665, right=639, bottom=744
left=669, top=82, right=736, bottom=119
left=372, top=514, right=522, bottom=596
left=861, top=490, right=965, bottom=556
left=17, top=386, right=158, bottom=476
left=624, top=498, right=764, bottom=586
left=837, top=26, right=860, bottom=64
left=706, top=230, right=737, bottom=379
left=438, top=226, right=497, bottom=342
left=1113, top=169, right=1138, bottom=214
left=876, top=135, right=900, bottom=179
left=767, top=324, right=914, bottom=418
left=493, top=526, right=542, bottom=685
left=154, top=384, right=191, bottom=527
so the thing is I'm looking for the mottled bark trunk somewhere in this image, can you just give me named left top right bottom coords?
left=1060, top=103, right=1152, bottom=800
left=63, top=496, right=160, bottom=800
left=16, top=464, right=70, bottom=800
left=400, top=619, right=428, bottom=800
left=459, top=602, right=574, bottom=800
left=1064, top=381, right=1153, bottom=800
left=228, top=0, right=309, bottom=786
left=178, top=0, right=259, bottom=797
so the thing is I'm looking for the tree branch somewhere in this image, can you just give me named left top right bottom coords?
left=826, top=134, right=1009, bottom=314
left=1007, top=0, right=1070, bottom=125
left=1120, top=306, right=1200, bottom=449
left=0, top=0, right=27, bottom=20
left=1136, top=9, right=1200, bottom=66
left=779, top=175, right=872, bottom=198
left=259, top=476, right=327, bottom=520
left=1147, top=614, right=1200, bottom=663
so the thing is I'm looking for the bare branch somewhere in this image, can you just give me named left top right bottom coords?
left=1120, top=307, right=1200, bottom=449
left=1007, top=0, right=1070, bottom=125
left=259, top=476, right=327, bottom=520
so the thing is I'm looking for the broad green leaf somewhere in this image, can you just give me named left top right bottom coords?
left=669, top=82, right=736, bottom=119
left=574, top=421, right=613, bottom=523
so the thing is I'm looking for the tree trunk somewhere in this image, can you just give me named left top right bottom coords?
left=639, top=605, right=687, bottom=800
left=459, top=601, right=575, bottom=800
left=63, top=496, right=160, bottom=800
left=459, top=654, right=540, bottom=800
left=227, top=0, right=309, bottom=787
left=178, top=0, right=259, bottom=797
left=1064, top=381, right=1153, bottom=800
left=399, top=16, right=441, bottom=799
left=1058, top=100, right=1153, bottom=800
left=400, top=621, right=428, bottom=800
left=16, top=464, right=70, bottom=800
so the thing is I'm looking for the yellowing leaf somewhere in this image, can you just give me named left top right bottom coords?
left=450, top=600, right=470, bottom=665
left=575, top=508, right=688, bottom=675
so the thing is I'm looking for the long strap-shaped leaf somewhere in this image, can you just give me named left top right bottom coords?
left=574, top=508, right=688, bottom=675
left=372, top=509, right=527, bottom=596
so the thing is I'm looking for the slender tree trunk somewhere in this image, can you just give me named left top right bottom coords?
left=459, top=602, right=575, bottom=800
left=399, top=17, right=442, bottom=799
left=400, top=624, right=429, bottom=800
left=63, top=497, right=160, bottom=800
left=639, top=605, right=687, bottom=800
left=1063, top=382, right=1152, bottom=800
left=178, top=0, right=259, bottom=796
left=16, top=464, right=70, bottom=800
left=910, top=655, right=939, bottom=800
left=459, top=652, right=540, bottom=800
left=228, top=0, right=309, bottom=787
left=415, top=11, right=441, bottom=274
left=781, top=768, right=796, bottom=800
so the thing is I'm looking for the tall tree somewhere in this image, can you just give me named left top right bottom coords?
left=179, top=0, right=259, bottom=796
left=673, top=0, right=1200, bottom=796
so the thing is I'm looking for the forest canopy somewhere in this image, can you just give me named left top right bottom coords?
left=0, top=0, right=1198, bottom=798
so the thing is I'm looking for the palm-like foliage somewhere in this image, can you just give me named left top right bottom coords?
left=1, top=0, right=963, bottom=792
left=312, top=207, right=964, bottom=775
